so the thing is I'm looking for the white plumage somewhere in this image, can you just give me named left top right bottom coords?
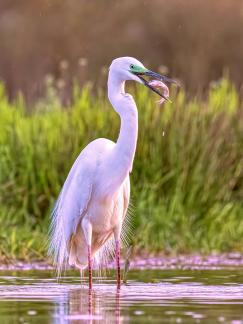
left=49, top=138, right=130, bottom=274
left=49, top=56, right=172, bottom=287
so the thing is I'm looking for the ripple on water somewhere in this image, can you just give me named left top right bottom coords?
left=0, top=269, right=243, bottom=323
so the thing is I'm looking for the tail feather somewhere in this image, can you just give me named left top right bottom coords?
left=48, top=192, right=69, bottom=277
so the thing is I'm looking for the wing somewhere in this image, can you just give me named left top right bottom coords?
left=48, top=138, right=115, bottom=275
left=49, top=145, right=95, bottom=275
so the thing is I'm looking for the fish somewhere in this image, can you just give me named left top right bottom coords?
left=148, top=80, right=171, bottom=104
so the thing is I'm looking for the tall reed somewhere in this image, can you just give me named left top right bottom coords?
left=0, top=79, right=242, bottom=260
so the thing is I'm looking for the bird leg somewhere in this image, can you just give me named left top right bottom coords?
left=114, top=224, right=122, bottom=289
left=82, top=218, right=93, bottom=289
left=88, top=244, right=92, bottom=290
left=115, top=240, right=121, bottom=289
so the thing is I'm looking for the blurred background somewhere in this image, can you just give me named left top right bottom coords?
left=0, top=0, right=242, bottom=261
left=1, top=0, right=243, bottom=102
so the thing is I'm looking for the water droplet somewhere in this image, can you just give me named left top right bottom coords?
left=27, top=310, right=36, bottom=316
left=134, top=310, right=144, bottom=315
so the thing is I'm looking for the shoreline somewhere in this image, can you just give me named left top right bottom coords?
left=1, top=253, right=243, bottom=271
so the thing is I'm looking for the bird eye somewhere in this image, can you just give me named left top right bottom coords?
left=130, top=64, right=134, bottom=69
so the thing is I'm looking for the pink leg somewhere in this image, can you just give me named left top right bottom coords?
left=88, top=244, right=92, bottom=290
left=115, top=240, right=121, bottom=289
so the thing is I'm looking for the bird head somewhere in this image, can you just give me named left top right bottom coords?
left=109, top=57, right=177, bottom=102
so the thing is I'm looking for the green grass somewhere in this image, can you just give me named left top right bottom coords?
left=0, top=79, right=242, bottom=261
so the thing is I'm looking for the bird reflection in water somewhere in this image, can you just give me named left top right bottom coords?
left=55, top=286, right=122, bottom=323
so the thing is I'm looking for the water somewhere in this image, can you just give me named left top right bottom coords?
left=0, top=268, right=243, bottom=323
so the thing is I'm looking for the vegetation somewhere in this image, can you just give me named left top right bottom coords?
left=0, top=79, right=242, bottom=261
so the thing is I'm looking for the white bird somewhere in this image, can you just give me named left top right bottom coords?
left=49, top=57, right=175, bottom=289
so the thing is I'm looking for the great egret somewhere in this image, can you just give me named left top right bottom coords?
left=49, top=57, right=175, bottom=289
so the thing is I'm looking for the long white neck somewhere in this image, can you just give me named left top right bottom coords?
left=107, top=72, right=138, bottom=190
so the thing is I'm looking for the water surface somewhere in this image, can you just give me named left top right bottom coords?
left=0, top=268, right=243, bottom=323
